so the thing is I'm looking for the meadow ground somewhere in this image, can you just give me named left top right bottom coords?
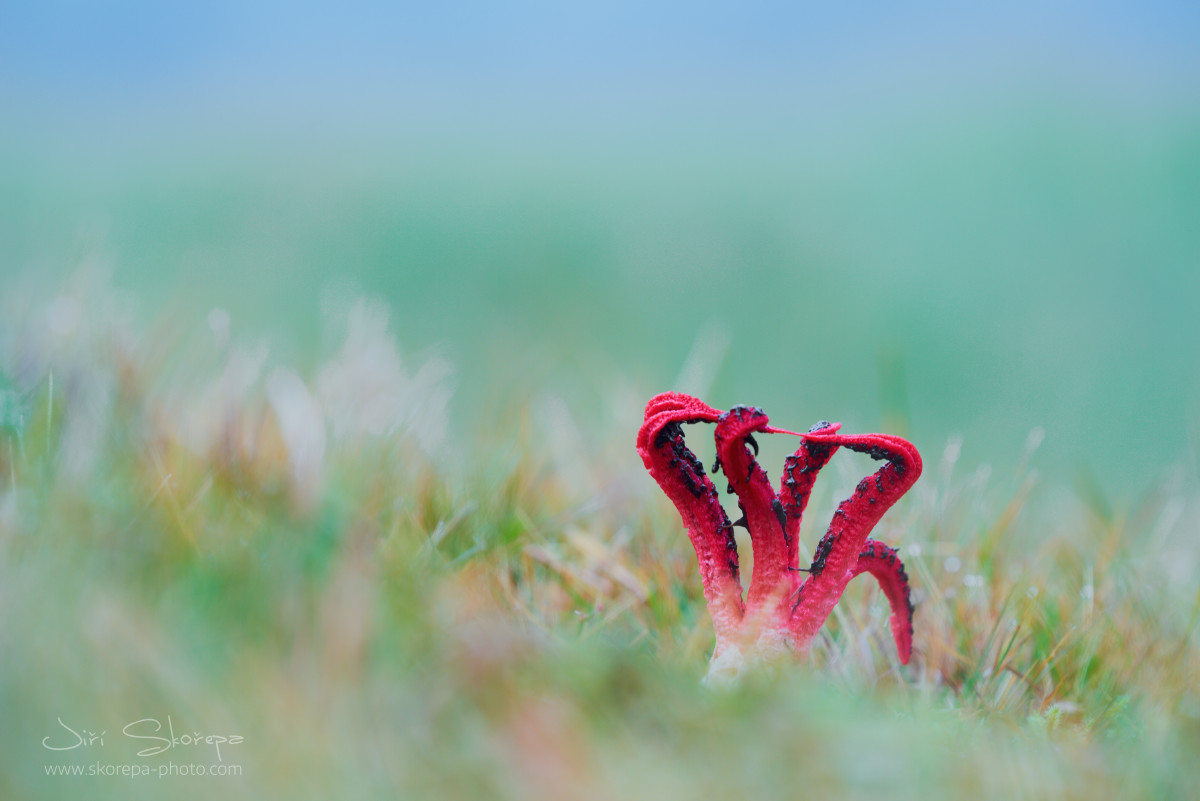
left=3, top=88, right=1199, bottom=799
left=1, top=273, right=1198, bottom=801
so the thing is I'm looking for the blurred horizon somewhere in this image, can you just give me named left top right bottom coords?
left=3, top=1, right=1199, bottom=499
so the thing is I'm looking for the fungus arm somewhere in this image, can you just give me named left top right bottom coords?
left=778, top=421, right=842, bottom=573
left=713, top=406, right=792, bottom=617
left=850, top=540, right=914, bottom=664
left=637, top=393, right=744, bottom=646
left=789, top=432, right=922, bottom=651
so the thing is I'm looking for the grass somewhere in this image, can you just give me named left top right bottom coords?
left=1, top=281, right=1198, bottom=801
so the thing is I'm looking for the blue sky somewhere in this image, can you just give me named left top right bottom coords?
left=3, top=1, right=1197, bottom=127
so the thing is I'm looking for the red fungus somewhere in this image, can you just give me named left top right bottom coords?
left=635, top=393, right=743, bottom=656
left=636, top=392, right=923, bottom=682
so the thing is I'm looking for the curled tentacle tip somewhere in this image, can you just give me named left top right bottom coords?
left=641, top=392, right=722, bottom=425
left=801, top=421, right=843, bottom=438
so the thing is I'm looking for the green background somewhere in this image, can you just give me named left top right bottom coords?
left=5, top=94, right=1198, bottom=496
